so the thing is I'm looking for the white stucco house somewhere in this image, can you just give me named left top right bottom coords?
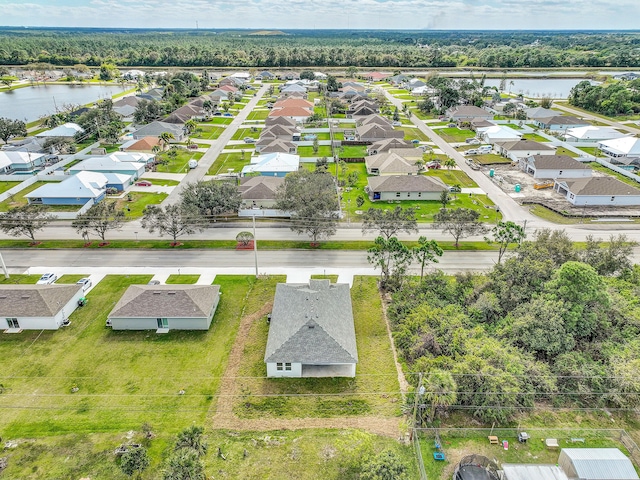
left=0, top=284, right=84, bottom=331
left=554, top=177, right=640, bottom=206
left=477, top=125, right=523, bottom=144
left=494, top=140, right=556, bottom=161
left=519, top=155, right=592, bottom=180
left=265, top=279, right=358, bottom=378
left=597, top=137, right=640, bottom=165
left=108, top=285, right=221, bottom=332
left=564, top=126, right=627, bottom=143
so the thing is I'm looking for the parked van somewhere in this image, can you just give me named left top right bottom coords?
left=188, top=159, right=198, bottom=169
left=477, top=145, right=492, bottom=154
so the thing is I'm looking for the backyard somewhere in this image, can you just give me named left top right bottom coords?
left=0, top=181, right=62, bottom=212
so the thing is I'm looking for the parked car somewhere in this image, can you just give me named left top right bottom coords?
left=447, top=123, right=457, bottom=128
left=37, top=273, right=57, bottom=285
left=465, top=149, right=479, bottom=155
left=76, top=278, right=92, bottom=291
left=244, top=137, right=256, bottom=143
left=392, top=121, right=402, bottom=127
left=449, top=185, right=462, bottom=193
left=223, top=113, right=233, bottom=117
left=213, top=112, right=222, bottom=116
left=135, top=180, right=152, bottom=187
left=147, top=280, right=161, bottom=285
left=477, top=146, right=492, bottom=154
left=426, top=161, right=441, bottom=169
left=411, top=139, right=420, bottom=144
left=465, top=138, right=480, bottom=145
left=187, top=143, right=198, bottom=150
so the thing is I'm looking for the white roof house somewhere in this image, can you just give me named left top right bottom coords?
left=0, top=151, right=47, bottom=173
left=558, top=448, right=639, bottom=480
left=241, top=153, right=300, bottom=177
left=35, top=122, right=84, bottom=139
left=69, top=158, right=145, bottom=177
left=107, top=152, right=155, bottom=163
left=26, top=171, right=109, bottom=204
left=564, top=126, right=627, bottom=143
left=598, top=137, right=640, bottom=164
left=478, top=125, right=523, bottom=144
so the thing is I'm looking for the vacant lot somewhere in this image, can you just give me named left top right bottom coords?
left=192, top=125, right=225, bottom=140
left=425, top=169, right=478, bottom=188
left=115, top=191, right=168, bottom=219
left=208, top=152, right=249, bottom=175
left=234, top=276, right=401, bottom=419
left=155, top=150, right=203, bottom=173
left=437, top=127, right=476, bottom=143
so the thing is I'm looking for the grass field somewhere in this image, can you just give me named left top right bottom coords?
left=138, top=178, right=181, bottom=187
left=522, top=133, right=552, bottom=142
left=437, top=128, right=476, bottom=143
left=115, top=191, right=168, bottom=218
left=0, top=181, right=61, bottom=212
left=247, top=110, right=270, bottom=121
left=297, top=145, right=333, bottom=157
left=200, top=117, right=233, bottom=125
left=234, top=276, right=402, bottom=419
left=208, top=152, right=248, bottom=175
left=576, top=146, right=601, bottom=156
left=231, top=128, right=261, bottom=141
left=424, top=169, right=478, bottom=188
left=165, top=274, right=201, bottom=284
left=192, top=125, right=225, bottom=140
left=0, top=181, right=23, bottom=195
left=555, top=147, right=579, bottom=157
left=155, top=151, right=203, bottom=173
left=474, top=154, right=513, bottom=165
left=396, top=126, right=432, bottom=142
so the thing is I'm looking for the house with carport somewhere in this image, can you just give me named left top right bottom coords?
left=0, top=284, right=84, bottom=331
left=265, top=279, right=358, bottom=378
left=108, top=285, right=221, bottom=332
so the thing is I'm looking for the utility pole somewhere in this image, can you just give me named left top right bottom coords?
left=252, top=215, right=258, bottom=278
left=0, top=251, right=8, bottom=279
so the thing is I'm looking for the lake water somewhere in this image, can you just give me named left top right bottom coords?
left=0, top=84, right=127, bottom=123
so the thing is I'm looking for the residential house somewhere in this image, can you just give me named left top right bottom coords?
left=535, top=116, right=590, bottom=131
left=108, top=285, right=221, bottom=331
left=367, top=138, right=413, bottom=155
left=241, top=153, right=300, bottom=177
left=26, top=171, right=111, bottom=205
left=411, top=85, right=436, bottom=97
left=119, top=136, right=162, bottom=153
left=357, top=114, right=392, bottom=128
left=209, top=89, right=231, bottom=102
left=406, top=78, right=426, bottom=90
left=597, top=137, right=640, bottom=165
left=230, top=71, right=252, bottom=80
left=2, top=137, right=45, bottom=154
left=564, top=126, right=627, bottom=143
left=132, top=121, right=185, bottom=142
left=558, top=449, right=639, bottom=480
left=123, top=69, right=145, bottom=80
left=256, top=71, right=276, bottom=81
left=238, top=176, right=284, bottom=209
left=340, top=81, right=366, bottom=92
left=446, top=106, right=493, bottom=121
left=265, top=116, right=298, bottom=128
left=365, top=151, right=421, bottom=176
left=219, top=85, right=239, bottom=95
left=281, top=84, right=307, bottom=96
left=554, top=177, right=640, bottom=206
left=363, top=72, right=389, bottom=82
left=261, top=124, right=298, bottom=140
left=0, top=284, right=84, bottom=331
left=138, top=87, right=164, bottom=102
left=258, top=139, right=298, bottom=155
left=219, top=76, right=245, bottom=88
left=35, top=123, right=84, bottom=140
left=313, top=72, right=327, bottom=80
left=367, top=175, right=447, bottom=201
left=469, top=117, right=496, bottom=131
left=356, top=124, right=404, bottom=142
left=0, top=151, right=46, bottom=174
left=613, top=73, right=640, bottom=81
left=264, top=280, right=358, bottom=378
left=388, top=74, right=410, bottom=86
left=112, top=103, right=137, bottom=121
left=347, top=104, right=378, bottom=118
left=524, top=106, right=557, bottom=121
left=519, top=155, right=592, bottom=179
left=268, top=106, right=313, bottom=123
left=478, top=125, right=523, bottom=144
left=69, top=157, right=145, bottom=179
left=494, top=140, right=555, bottom=161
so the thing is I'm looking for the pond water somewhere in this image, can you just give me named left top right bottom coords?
left=0, top=84, right=127, bottom=123
left=480, top=78, right=594, bottom=99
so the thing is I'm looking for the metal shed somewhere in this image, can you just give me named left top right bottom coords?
left=502, top=464, right=569, bottom=480
left=558, top=448, right=639, bottom=480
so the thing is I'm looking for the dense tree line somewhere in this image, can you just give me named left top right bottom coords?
left=568, top=79, right=640, bottom=116
left=388, top=230, right=640, bottom=423
left=1, top=29, right=640, bottom=68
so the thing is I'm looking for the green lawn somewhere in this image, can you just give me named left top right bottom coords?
left=396, top=126, right=432, bottom=142
left=0, top=181, right=62, bottom=212
left=55, top=274, right=89, bottom=284
left=297, top=145, right=334, bottom=157
left=247, top=110, right=270, bottom=121
left=0, top=274, right=41, bottom=284
left=588, top=162, right=640, bottom=188
left=577, top=146, right=601, bottom=156
left=338, top=145, right=368, bottom=158
left=199, top=117, right=233, bottom=125
left=437, top=128, right=476, bottom=143
left=474, top=154, right=513, bottom=165
left=231, top=128, right=261, bottom=141
left=555, top=147, right=579, bottom=157
left=425, top=169, right=478, bottom=188
left=115, top=191, right=168, bottom=218
left=139, top=179, right=181, bottom=187
left=310, top=274, right=339, bottom=282
left=208, top=152, right=249, bottom=175
left=529, top=204, right=587, bottom=224
left=155, top=151, right=203, bottom=174
left=192, top=125, right=225, bottom=140
left=165, top=274, right=200, bottom=284
left=522, top=133, right=552, bottom=142
left=235, top=276, right=401, bottom=419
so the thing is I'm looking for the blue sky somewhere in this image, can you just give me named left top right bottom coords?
left=0, top=0, right=638, bottom=30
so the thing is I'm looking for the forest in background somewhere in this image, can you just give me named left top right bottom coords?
left=1, top=29, right=640, bottom=68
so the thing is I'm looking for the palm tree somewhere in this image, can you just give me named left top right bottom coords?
left=443, top=158, right=456, bottom=170
left=158, top=132, right=175, bottom=151
left=421, top=369, right=457, bottom=424
left=202, top=99, right=214, bottom=117
left=184, top=119, right=198, bottom=136
left=174, top=426, right=207, bottom=457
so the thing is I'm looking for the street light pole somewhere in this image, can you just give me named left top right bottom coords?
left=0, top=251, right=8, bottom=279
left=252, top=215, right=258, bottom=278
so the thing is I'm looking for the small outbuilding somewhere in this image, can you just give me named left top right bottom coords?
left=558, top=448, right=639, bottom=480
left=502, top=464, right=569, bottom=480
left=108, top=285, right=221, bottom=332
left=0, top=284, right=84, bottom=331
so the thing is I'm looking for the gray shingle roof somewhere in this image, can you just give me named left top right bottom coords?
left=368, top=175, right=447, bottom=193
left=133, top=121, right=184, bottom=138
left=560, top=448, right=639, bottom=480
left=368, top=138, right=413, bottom=153
left=109, top=285, right=220, bottom=319
left=239, top=176, right=284, bottom=200
left=366, top=152, right=420, bottom=175
left=264, top=280, right=358, bottom=364
left=559, top=176, right=640, bottom=196
left=537, top=115, right=587, bottom=126
left=497, top=140, right=556, bottom=152
left=0, top=284, right=82, bottom=317
left=529, top=155, right=591, bottom=170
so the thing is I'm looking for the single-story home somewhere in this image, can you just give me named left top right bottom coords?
left=357, top=114, right=392, bottom=128
left=256, top=71, right=276, bottom=81
left=241, top=152, right=300, bottom=177
left=119, top=136, right=163, bottom=153
left=597, top=137, right=640, bottom=165
left=524, top=106, right=557, bottom=121
left=519, top=155, right=592, bottom=179
left=0, top=284, right=84, bottom=331
left=367, top=138, right=413, bottom=155
left=69, top=157, right=145, bottom=178
left=477, top=125, right=523, bottom=144
left=260, top=124, right=297, bottom=140
left=265, top=279, right=358, bottom=378
left=138, top=87, right=164, bottom=102
left=564, top=126, right=627, bottom=143
left=447, top=106, right=493, bottom=121
left=558, top=448, right=639, bottom=480
left=363, top=71, right=389, bottom=82
left=367, top=175, right=447, bottom=201
left=365, top=152, right=420, bottom=176
left=347, top=105, right=378, bottom=118
left=469, top=118, right=496, bottom=131
left=268, top=106, right=313, bottom=123
left=132, top=121, right=185, bottom=142
left=35, top=122, right=84, bottom=139
left=26, top=171, right=112, bottom=205
left=281, top=84, right=307, bottom=95
left=108, top=284, right=221, bottom=331
left=258, top=139, right=298, bottom=155
left=113, top=103, right=137, bottom=120
left=554, top=176, right=640, bottom=206
left=2, top=137, right=45, bottom=154
left=0, top=151, right=46, bottom=174
left=265, top=116, right=298, bottom=128
left=123, top=69, right=145, bottom=80
left=494, top=140, right=556, bottom=161
left=535, top=116, right=590, bottom=131
left=356, top=124, right=404, bottom=142
left=239, top=175, right=284, bottom=209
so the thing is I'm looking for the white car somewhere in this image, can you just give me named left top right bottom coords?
left=37, top=273, right=58, bottom=284
left=76, top=278, right=92, bottom=291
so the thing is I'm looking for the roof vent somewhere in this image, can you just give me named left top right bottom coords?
left=0, top=295, right=6, bottom=299
left=153, top=291, right=161, bottom=295
left=21, top=295, right=30, bottom=299
left=167, top=291, right=176, bottom=295
left=308, top=325, right=315, bottom=329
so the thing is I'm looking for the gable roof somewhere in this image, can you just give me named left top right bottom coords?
left=559, top=448, right=639, bottom=480
left=268, top=106, right=313, bottom=118
left=35, top=122, right=84, bottom=138
left=357, top=123, right=403, bottom=139
left=239, top=175, right=284, bottom=200
left=369, top=138, right=413, bottom=153
left=109, top=285, right=220, bottom=319
left=558, top=176, right=640, bottom=197
left=121, top=136, right=162, bottom=151
left=242, top=153, right=300, bottom=174
left=26, top=171, right=109, bottom=200
left=537, top=115, right=588, bottom=126
left=448, top=106, right=492, bottom=118
left=565, top=126, right=626, bottom=141
left=496, top=140, right=555, bottom=152
left=368, top=175, right=447, bottom=193
left=525, top=106, right=556, bottom=119
left=528, top=155, right=591, bottom=170
left=273, top=98, right=313, bottom=109
left=366, top=152, right=420, bottom=174
left=133, top=121, right=184, bottom=138
left=478, top=125, right=523, bottom=140
left=358, top=114, right=392, bottom=127
left=0, top=284, right=82, bottom=317
left=265, top=116, right=298, bottom=128
left=265, top=280, right=357, bottom=364
left=598, top=136, right=640, bottom=156
left=0, top=151, right=46, bottom=166
left=259, top=139, right=297, bottom=154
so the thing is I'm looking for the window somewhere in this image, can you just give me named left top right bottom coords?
left=285, top=363, right=292, bottom=371
left=407, top=192, right=411, bottom=197
left=276, top=363, right=283, bottom=371
left=395, top=192, right=400, bottom=197
left=418, top=192, right=422, bottom=198
left=611, top=196, right=615, bottom=201
left=6, top=318, right=19, bottom=329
